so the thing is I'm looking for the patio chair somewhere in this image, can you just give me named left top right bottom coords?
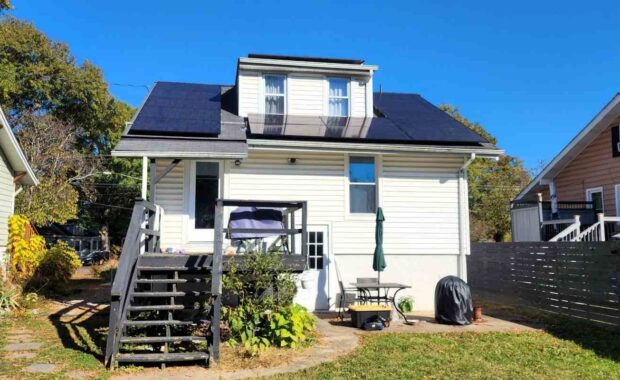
left=334, top=260, right=365, bottom=320
left=356, top=277, right=388, bottom=305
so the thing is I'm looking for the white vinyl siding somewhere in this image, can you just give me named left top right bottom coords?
left=0, top=149, right=15, bottom=259
left=227, top=151, right=463, bottom=256
left=227, top=151, right=345, bottom=224
left=288, top=75, right=324, bottom=115
left=238, top=71, right=373, bottom=117
left=382, top=160, right=460, bottom=254
left=153, top=150, right=468, bottom=309
left=237, top=71, right=261, bottom=117
left=154, top=160, right=186, bottom=249
left=350, top=79, right=367, bottom=117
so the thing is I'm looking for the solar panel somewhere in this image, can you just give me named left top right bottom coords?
left=373, top=93, right=487, bottom=143
left=129, top=82, right=222, bottom=136
left=246, top=114, right=411, bottom=142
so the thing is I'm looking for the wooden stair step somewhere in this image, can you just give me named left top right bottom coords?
left=124, top=320, right=196, bottom=327
left=137, top=266, right=189, bottom=272
left=130, top=291, right=185, bottom=297
left=115, top=352, right=209, bottom=363
left=120, top=336, right=207, bottom=344
left=135, top=278, right=207, bottom=284
left=127, top=304, right=185, bottom=312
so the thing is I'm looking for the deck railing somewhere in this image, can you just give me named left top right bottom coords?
left=104, top=199, right=162, bottom=367
left=547, top=214, right=620, bottom=242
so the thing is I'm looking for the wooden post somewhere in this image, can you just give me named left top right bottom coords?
left=598, top=213, right=606, bottom=242
left=301, top=201, right=308, bottom=258
left=210, top=199, right=224, bottom=363
left=149, top=159, right=157, bottom=202
left=290, top=208, right=296, bottom=254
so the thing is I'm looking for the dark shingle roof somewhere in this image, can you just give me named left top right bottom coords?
left=373, top=92, right=489, bottom=144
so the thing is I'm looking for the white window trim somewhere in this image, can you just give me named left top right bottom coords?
left=261, top=74, right=287, bottom=115
left=345, top=154, right=381, bottom=219
left=326, top=77, right=351, bottom=117
left=585, top=186, right=604, bottom=212
left=184, top=160, right=224, bottom=243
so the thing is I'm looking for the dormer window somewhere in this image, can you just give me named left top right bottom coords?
left=264, top=75, right=286, bottom=115
left=328, top=78, right=349, bottom=117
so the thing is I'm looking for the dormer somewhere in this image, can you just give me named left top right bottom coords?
left=236, top=54, right=378, bottom=118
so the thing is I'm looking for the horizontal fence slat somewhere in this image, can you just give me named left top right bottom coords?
left=469, top=241, right=620, bottom=329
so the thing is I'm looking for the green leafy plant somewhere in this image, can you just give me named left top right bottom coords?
left=221, top=252, right=316, bottom=356
left=0, top=281, right=20, bottom=312
left=398, top=296, right=414, bottom=313
left=30, top=241, right=81, bottom=291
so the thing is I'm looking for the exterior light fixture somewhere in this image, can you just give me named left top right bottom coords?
left=288, top=157, right=297, bottom=164
left=234, top=159, right=242, bottom=166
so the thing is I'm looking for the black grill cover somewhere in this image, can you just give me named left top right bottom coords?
left=434, top=276, right=473, bottom=325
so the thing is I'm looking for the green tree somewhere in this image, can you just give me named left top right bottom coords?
left=0, top=16, right=136, bottom=233
left=0, top=1, right=11, bottom=12
left=440, top=105, right=530, bottom=241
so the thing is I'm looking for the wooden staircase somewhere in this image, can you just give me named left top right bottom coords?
left=104, top=201, right=222, bottom=369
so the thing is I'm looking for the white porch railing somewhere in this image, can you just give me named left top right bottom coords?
left=547, top=216, right=581, bottom=242
left=547, top=214, right=620, bottom=242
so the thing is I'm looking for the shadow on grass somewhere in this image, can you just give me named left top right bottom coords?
left=46, top=274, right=111, bottom=364
left=477, top=297, right=620, bottom=363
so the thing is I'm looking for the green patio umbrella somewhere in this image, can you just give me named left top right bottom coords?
left=373, top=207, right=386, bottom=283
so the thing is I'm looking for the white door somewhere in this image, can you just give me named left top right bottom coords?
left=294, top=226, right=330, bottom=311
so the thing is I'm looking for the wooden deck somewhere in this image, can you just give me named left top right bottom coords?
left=139, top=253, right=306, bottom=273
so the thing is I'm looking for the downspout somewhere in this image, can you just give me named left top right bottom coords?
left=457, top=153, right=476, bottom=282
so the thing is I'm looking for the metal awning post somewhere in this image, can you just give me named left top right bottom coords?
left=141, top=157, right=148, bottom=200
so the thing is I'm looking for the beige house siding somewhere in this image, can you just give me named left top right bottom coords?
left=0, top=148, right=15, bottom=258
left=554, top=117, right=620, bottom=216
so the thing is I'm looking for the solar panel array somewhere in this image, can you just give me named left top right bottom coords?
left=373, top=93, right=488, bottom=143
left=129, top=82, right=222, bottom=136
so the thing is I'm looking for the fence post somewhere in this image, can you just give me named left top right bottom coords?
left=598, top=213, right=606, bottom=242
left=575, top=215, right=581, bottom=230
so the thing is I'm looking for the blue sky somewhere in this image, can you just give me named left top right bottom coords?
left=9, top=1, right=620, bottom=170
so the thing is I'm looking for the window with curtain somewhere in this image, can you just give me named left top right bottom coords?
left=328, top=78, right=349, bottom=117
left=349, top=156, right=376, bottom=213
left=264, top=75, right=285, bottom=115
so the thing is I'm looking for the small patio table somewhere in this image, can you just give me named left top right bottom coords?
left=350, top=282, right=412, bottom=323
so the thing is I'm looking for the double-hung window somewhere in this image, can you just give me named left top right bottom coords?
left=264, top=75, right=285, bottom=115
left=328, top=78, right=349, bottom=117
left=349, top=156, right=376, bottom=214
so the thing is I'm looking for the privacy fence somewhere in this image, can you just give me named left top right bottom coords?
left=468, top=242, right=620, bottom=328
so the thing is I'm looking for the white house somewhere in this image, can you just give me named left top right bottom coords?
left=0, top=106, right=38, bottom=269
left=112, top=54, right=502, bottom=310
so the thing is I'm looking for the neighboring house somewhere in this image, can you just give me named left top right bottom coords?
left=112, top=54, right=502, bottom=310
left=0, top=106, right=38, bottom=267
left=37, top=222, right=102, bottom=254
left=512, top=93, right=620, bottom=242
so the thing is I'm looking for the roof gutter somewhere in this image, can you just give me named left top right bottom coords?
left=248, top=139, right=503, bottom=157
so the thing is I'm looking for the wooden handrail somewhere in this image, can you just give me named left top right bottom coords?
left=105, top=200, right=162, bottom=367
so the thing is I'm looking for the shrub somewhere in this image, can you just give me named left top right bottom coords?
left=222, top=252, right=316, bottom=356
left=398, top=296, right=414, bottom=313
left=8, top=215, right=46, bottom=282
left=31, top=241, right=81, bottom=291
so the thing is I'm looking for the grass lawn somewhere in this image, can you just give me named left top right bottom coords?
left=2, top=269, right=620, bottom=379
left=269, top=320, right=620, bottom=380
